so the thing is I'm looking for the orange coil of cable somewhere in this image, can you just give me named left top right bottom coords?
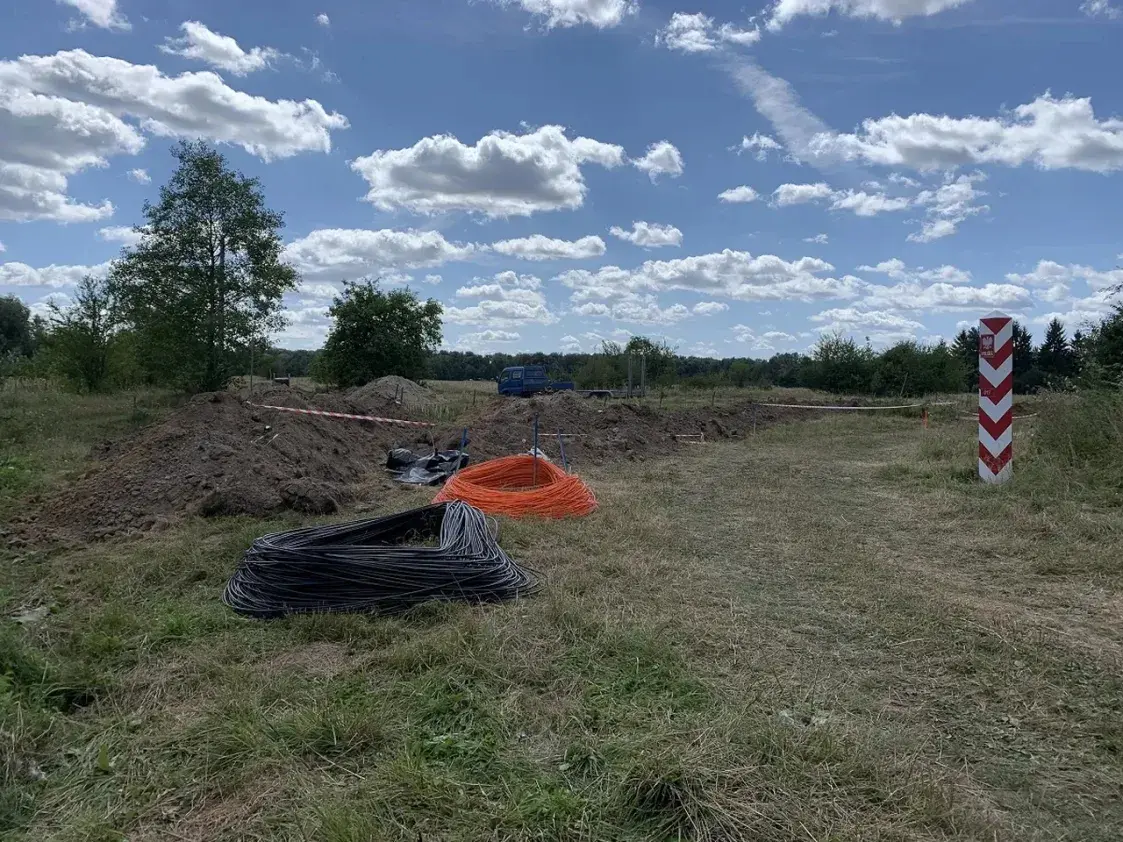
left=433, top=455, right=597, bottom=518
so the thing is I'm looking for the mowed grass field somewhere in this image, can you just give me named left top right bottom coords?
left=2, top=387, right=1121, bottom=841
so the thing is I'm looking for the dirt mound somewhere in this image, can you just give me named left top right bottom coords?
left=349, top=376, right=434, bottom=409
left=444, top=392, right=800, bottom=466
left=27, top=387, right=804, bottom=541
left=34, top=390, right=436, bottom=541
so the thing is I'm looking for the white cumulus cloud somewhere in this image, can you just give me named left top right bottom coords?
left=0, top=260, right=111, bottom=289
left=737, top=132, right=783, bottom=160
left=731, top=325, right=797, bottom=351
left=0, top=49, right=349, bottom=221
left=772, top=182, right=834, bottom=206
left=693, top=301, right=728, bottom=315
left=58, top=0, right=130, bottom=30
left=1081, top=0, right=1122, bottom=19
left=283, top=229, right=478, bottom=281
left=609, top=221, right=683, bottom=248
left=573, top=297, right=691, bottom=325
left=810, top=307, right=926, bottom=334
left=1006, top=260, right=1123, bottom=294
left=97, top=225, right=143, bottom=246
left=719, top=186, right=761, bottom=203
left=771, top=182, right=912, bottom=219
left=0, top=86, right=139, bottom=222
left=909, top=172, right=988, bottom=242
left=766, top=0, right=973, bottom=30
left=804, top=233, right=829, bottom=244
left=127, top=168, right=150, bottom=184
left=829, top=189, right=910, bottom=217
left=863, top=281, right=1032, bottom=313
left=316, top=12, right=331, bottom=26
left=858, top=258, right=973, bottom=284
left=557, top=250, right=861, bottom=303
left=350, top=125, right=626, bottom=217
left=160, top=22, right=282, bottom=76
left=445, top=270, right=557, bottom=326
left=497, top=0, right=639, bottom=28
left=809, top=94, right=1123, bottom=173
left=490, top=234, right=606, bottom=260
left=632, top=140, right=684, bottom=181
left=657, top=12, right=760, bottom=52
left=459, top=329, right=521, bottom=345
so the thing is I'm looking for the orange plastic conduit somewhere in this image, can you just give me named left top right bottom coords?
left=434, top=455, right=597, bottom=518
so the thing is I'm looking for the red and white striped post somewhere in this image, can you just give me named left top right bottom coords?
left=978, top=312, right=1013, bottom=484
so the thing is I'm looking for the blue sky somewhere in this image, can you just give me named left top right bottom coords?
left=2, top=0, right=1122, bottom=357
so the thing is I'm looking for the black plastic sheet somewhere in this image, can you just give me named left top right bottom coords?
left=386, top=448, right=468, bottom=485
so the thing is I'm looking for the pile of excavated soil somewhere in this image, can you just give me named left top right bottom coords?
left=442, top=392, right=802, bottom=466
left=349, top=376, right=435, bottom=409
left=34, top=390, right=436, bottom=541
left=27, top=389, right=805, bottom=541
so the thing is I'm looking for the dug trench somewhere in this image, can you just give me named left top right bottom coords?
left=22, top=387, right=804, bottom=542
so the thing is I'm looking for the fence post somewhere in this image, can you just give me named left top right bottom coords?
left=978, top=312, right=1013, bottom=484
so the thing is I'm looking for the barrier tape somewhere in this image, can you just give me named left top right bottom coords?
left=960, top=413, right=1038, bottom=420
left=756, top=401, right=955, bottom=411
left=247, top=403, right=435, bottom=428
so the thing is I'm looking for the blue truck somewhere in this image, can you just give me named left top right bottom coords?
left=497, top=365, right=628, bottom=399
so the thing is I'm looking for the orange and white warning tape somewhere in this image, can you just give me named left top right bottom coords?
left=247, top=403, right=435, bottom=428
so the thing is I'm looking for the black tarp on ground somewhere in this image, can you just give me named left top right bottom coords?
left=386, top=448, right=469, bottom=485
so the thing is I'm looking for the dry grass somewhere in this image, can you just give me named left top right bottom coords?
left=1, top=391, right=1121, bottom=840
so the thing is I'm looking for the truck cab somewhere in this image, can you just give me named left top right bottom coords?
left=498, top=366, right=573, bottom=397
left=498, top=365, right=547, bottom=396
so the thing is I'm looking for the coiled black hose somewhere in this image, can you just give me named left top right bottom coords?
left=223, top=501, right=541, bottom=618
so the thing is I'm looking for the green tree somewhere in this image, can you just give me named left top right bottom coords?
left=1088, top=300, right=1123, bottom=385
left=0, top=295, right=34, bottom=357
left=1037, top=317, right=1074, bottom=382
left=1071, top=329, right=1090, bottom=377
left=728, top=360, right=752, bottom=387
left=46, top=275, right=116, bottom=392
left=806, top=333, right=875, bottom=394
left=952, top=327, right=980, bottom=390
left=624, top=335, right=676, bottom=384
left=1011, top=320, right=1043, bottom=393
left=575, top=341, right=626, bottom=389
left=872, top=341, right=964, bottom=397
left=110, top=141, right=297, bottom=392
left=314, top=279, right=442, bottom=388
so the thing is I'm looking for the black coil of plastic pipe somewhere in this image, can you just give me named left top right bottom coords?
left=223, top=501, right=541, bottom=619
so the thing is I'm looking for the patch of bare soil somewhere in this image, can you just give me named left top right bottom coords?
left=32, top=389, right=435, bottom=541
left=444, top=391, right=803, bottom=465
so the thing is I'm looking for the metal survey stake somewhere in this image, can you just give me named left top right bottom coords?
left=557, top=430, right=568, bottom=472
left=532, top=414, right=539, bottom=487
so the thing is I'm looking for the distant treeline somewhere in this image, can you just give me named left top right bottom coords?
left=35, top=315, right=1108, bottom=399
left=421, top=318, right=1116, bottom=397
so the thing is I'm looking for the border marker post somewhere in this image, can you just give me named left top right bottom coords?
left=978, top=312, right=1014, bottom=484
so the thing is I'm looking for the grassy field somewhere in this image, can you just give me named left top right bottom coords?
left=2, top=387, right=1121, bottom=840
